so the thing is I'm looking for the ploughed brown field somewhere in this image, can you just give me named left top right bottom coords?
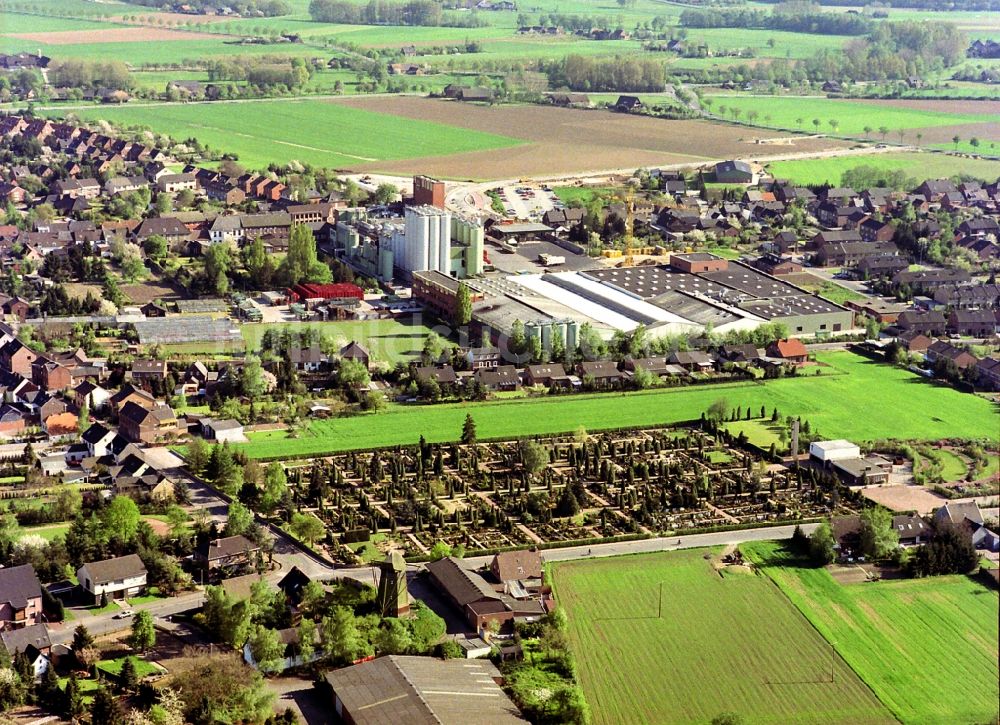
left=10, top=27, right=219, bottom=44
left=856, top=98, right=1000, bottom=147
left=337, top=96, right=851, bottom=178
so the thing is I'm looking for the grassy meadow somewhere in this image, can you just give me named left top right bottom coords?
left=551, top=549, right=895, bottom=725
left=237, top=352, right=999, bottom=458
left=746, top=542, right=1000, bottom=725
left=703, top=95, right=994, bottom=136
left=241, top=317, right=443, bottom=364
left=767, top=152, right=1000, bottom=186
left=64, top=99, right=524, bottom=169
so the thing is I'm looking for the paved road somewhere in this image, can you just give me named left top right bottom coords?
left=49, top=591, right=206, bottom=646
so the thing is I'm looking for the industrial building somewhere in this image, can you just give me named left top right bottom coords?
left=462, top=254, right=854, bottom=355
left=334, top=206, right=484, bottom=282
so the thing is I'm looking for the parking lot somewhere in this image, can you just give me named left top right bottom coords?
left=491, top=184, right=560, bottom=220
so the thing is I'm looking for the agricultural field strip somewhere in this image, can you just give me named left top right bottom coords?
left=745, top=543, right=1000, bottom=725
left=236, top=352, right=998, bottom=459
left=552, top=549, right=894, bottom=725
left=768, top=152, right=1000, bottom=185
left=63, top=100, right=525, bottom=169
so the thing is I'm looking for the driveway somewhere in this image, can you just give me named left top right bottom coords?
left=267, top=677, right=330, bottom=725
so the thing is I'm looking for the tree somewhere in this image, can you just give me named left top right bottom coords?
left=812, top=118, right=821, bottom=132
left=878, top=125, right=889, bottom=142
left=863, top=125, right=872, bottom=139
left=72, top=624, right=94, bottom=653
left=374, top=618, right=412, bottom=655
left=169, top=652, right=273, bottom=724
left=259, top=463, right=288, bottom=516
left=809, top=523, right=836, bottom=564
left=103, top=495, right=141, bottom=542
left=78, top=397, right=90, bottom=434
left=519, top=440, right=547, bottom=477
left=952, top=134, right=960, bottom=150
left=118, top=656, right=138, bottom=692
left=241, top=355, right=267, bottom=401
left=454, top=282, right=472, bottom=326
left=460, top=413, right=476, bottom=444
left=90, top=686, right=122, bottom=725
left=321, top=606, right=366, bottom=663
left=224, top=501, right=254, bottom=537
left=128, top=611, right=156, bottom=653
left=859, top=506, right=898, bottom=559
left=337, top=358, right=370, bottom=390
left=186, top=437, right=210, bottom=474
left=372, top=182, right=398, bottom=205
left=706, top=398, right=729, bottom=421
left=909, top=520, right=978, bottom=576
left=280, top=223, right=327, bottom=286
left=203, top=243, right=231, bottom=296
left=64, top=672, right=85, bottom=719
left=247, top=625, right=284, bottom=673
left=428, top=540, right=452, bottom=561
left=289, top=512, right=324, bottom=547
left=143, top=234, right=168, bottom=262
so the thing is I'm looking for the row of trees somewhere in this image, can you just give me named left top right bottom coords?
left=680, top=7, right=873, bottom=35
left=204, top=56, right=314, bottom=90
left=309, top=0, right=485, bottom=26
left=547, top=54, right=667, bottom=92
left=49, top=59, right=131, bottom=91
left=120, top=0, right=290, bottom=14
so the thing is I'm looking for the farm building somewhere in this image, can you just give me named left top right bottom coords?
left=810, top=440, right=861, bottom=463
left=324, top=655, right=526, bottom=724
left=288, top=283, right=364, bottom=303
left=714, top=160, right=754, bottom=184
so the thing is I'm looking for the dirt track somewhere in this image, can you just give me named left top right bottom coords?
left=338, top=96, right=852, bottom=178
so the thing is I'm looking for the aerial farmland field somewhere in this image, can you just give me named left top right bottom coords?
left=704, top=95, right=999, bottom=141
left=767, top=152, right=1000, bottom=186
left=237, top=352, right=999, bottom=458
left=746, top=542, right=1000, bottom=725
left=64, top=99, right=524, bottom=170
left=551, top=549, right=895, bottom=725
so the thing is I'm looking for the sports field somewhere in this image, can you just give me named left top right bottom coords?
left=237, top=351, right=999, bottom=458
left=747, top=542, right=1000, bottom=725
left=65, top=100, right=523, bottom=169
left=768, top=152, right=1000, bottom=186
left=551, top=549, right=895, bottom=725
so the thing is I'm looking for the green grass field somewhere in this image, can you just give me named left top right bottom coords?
left=62, top=99, right=523, bottom=169
left=241, top=317, right=441, bottom=364
left=237, top=351, right=998, bottom=458
left=723, top=419, right=787, bottom=452
left=704, top=95, right=994, bottom=136
left=768, top=152, right=1000, bottom=185
left=552, top=549, right=895, bottom=725
left=746, top=542, right=999, bottom=725
left=96, top=657, right=160, bottom=679
left=923, top=448, right=969, bottom=482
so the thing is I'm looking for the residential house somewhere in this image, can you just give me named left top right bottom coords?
left=109, top=383, right=156, bottom=416
left=156, top=173, right=198, bottom=193
left=195, top=535, right=261, bottom=575
left=414, top=365, right=458, bottom=387
left=339, top=341, right=371, bottom=370
left=896, top=310, right=947, bottom=336
left=948, top=309, right=998, bottom=337
left=130, top=359, right=167, bottom=383
left=894, top=515, right=933, bottom=547
left=82, top=423, right=117, bottom=457
left=0, top=340, right=38, bottom=377
left=614, top=95, right=642, bottom=112
left=926, top=340, right=978, bottom=370
left=118, top=402, right=178, bottom=444
left=473, top=365, right=520, bottom=392
left=524, top=363, right=572, bottom=389
left=859, top=218, right=894, bottom=242
left=490, top=549, right=542, bottom=584
left=1, top=624, right=51, bottom=678
left=577, top=361, right=623, bottom=387
left=464, top=346, right=500, bottom=371
left=975, top=356, right=1000, bottom=390
left=766, top=339, right=808, bottom=364
left=0, top=565, right=43, bottom=631
left=667, top=350, right=715, bottom=372
left=77, top=554, right=147, bottom=603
